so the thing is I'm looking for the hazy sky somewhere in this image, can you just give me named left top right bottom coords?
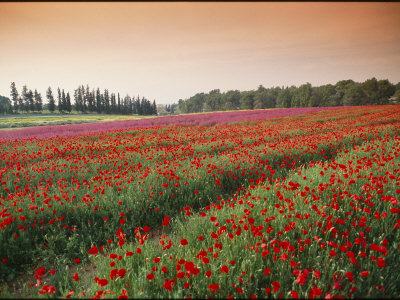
left=1, top=2, right=400, bottom=105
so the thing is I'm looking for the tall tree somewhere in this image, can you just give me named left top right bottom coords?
left=27, top=89, right=34, bottom=112
left=21, top=85, right=29, bottom=112
left=47, top=87, right=56, bottom=112
left=84, top=85, right=90, bottom=112
left=10, top=82, right=19, bottom=112
left=34, top=89, right=43, bottom=112
left=96, top=88, right=102, bottom=113
left=74, top=88, right=82, bottom=112
left=110, top=93, right=116, bottom=113
left=57, top=88, right=62, bottom=112
left=66, top=92, right=72, bottom=112
left=104, top=89, right=110, bottom=113
left=61, top=89, right=67, bottom=112
left=152, top=100, right=157, bottom=115
left=117, top=93, right=121, bottom=114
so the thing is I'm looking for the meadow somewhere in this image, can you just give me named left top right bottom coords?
left=0, top=114, right=151, bottom=130
left=0, top=105, right=399, bottom=298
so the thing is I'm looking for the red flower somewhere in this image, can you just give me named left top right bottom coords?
left=264, top=268, right=271, bottom=276
left=66, top=290, right=74, bottom=298
left=345, top=272, right=354, bottom=282
left=95, top=277, right=109, bottom=287
left=38, top=285, right=56, bottom=295
left=118, top=288, right=128, bottom=299
left=126, top=251, right=134, bottom=256
left=180, top=239, right=188, bottom=246
left=272, top=281, right=280, bottom=293
left=220, top=265, right=229, bottom=273
left=309, top=287, right=322, bottom=299
left=205, top=270, right=212, bottom=277
left=72, top=273, right=79, bottom=281
left=377, top=257, right=386, bottom=268
left=161, top=267, right=168, bottom=273
left=290, top=291, right=299, bottom=299
left=153, top=257, right=161, bottom=263
left=50, top=270, right=56, bottom=275
left=110, top=268, right=118, bottom=280
left=74, top=258, right=80, bottom=264
left=162, top=216, right=170, bottom=226
left=88, top=245, right=98, bottom=255
left=163, top=279, right=176, bottom=291
left=146, top=273, right=155, bottom=281
left=208, top=283, right=220, bottom=292
left=118, top=269, right=126, bottom=279
left=143, top=226, right=150, bottom=232
left=361, top=271, right=369, bottom=277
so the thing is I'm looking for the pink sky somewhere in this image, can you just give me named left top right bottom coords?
left=1, top=2, right=399, bottom=104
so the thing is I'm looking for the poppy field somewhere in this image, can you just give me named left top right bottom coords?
left=0, top=105, right=399, bottom=298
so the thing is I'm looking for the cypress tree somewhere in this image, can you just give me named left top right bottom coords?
left=34, top=89, right=43, bottom=112
left=66, top=92, right=72, bottom=112
left=10, top=82, right=19, bottom=113
left=57, top=88, right=62, bottom=112
left=47, top=87, right=55, bottom=113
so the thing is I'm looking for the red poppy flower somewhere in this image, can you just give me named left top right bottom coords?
left=162, top=216, right=170, bottom=226
left=208, top=283, right=220, bottom=292
left=163, top=279, right=175, bottom=291
left=180, top=239, right=188, bottom=246
left=361, top=271, right=369, bottom=277
left=272, top=281, right=280, bottom=293
left=118, top=269, right=126, bottom=279
left=88, top=246, right=98, bottom=255
left=72, top=273, right=79, bottom=281
left=38, top=285, right=56, bottom=295
left=66, top=290, right=74, bottom=298
left=220, top=265, right=229, bottom=273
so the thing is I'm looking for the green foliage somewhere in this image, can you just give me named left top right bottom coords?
left=175, top=78, right=397, bottom=114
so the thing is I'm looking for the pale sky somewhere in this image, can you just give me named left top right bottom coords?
left=1, top=2, right=400, bottom=105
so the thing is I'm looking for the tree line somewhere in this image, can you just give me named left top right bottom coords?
left=175, top=78, right=400, bottom=114
left=3, top=83, right=157, bottom=115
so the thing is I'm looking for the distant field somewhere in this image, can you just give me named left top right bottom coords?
left=0, top=114, right=153, bottom=129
